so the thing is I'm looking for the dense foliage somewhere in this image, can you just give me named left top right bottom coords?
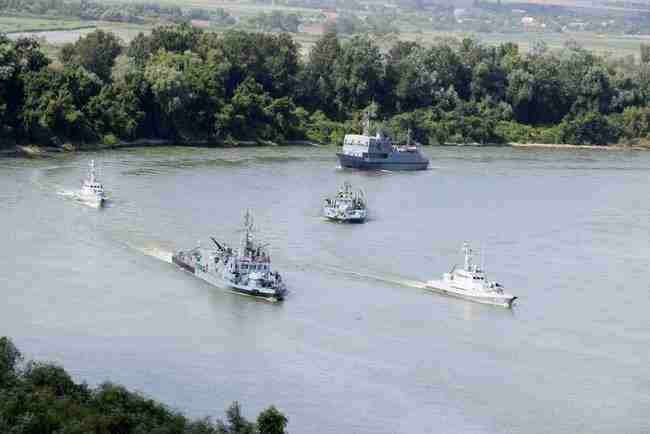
left=0, top=337, right=288, bottom=434
left=2, top=26, right=650, bottom=148
left=0, top=0, right=235, bottom=26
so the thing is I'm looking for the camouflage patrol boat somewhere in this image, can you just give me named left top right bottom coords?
left=172, top=210, right=287, bottom=302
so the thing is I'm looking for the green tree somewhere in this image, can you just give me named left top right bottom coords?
left=257, top=406, right=288, bottom=434
left=641, top=43, right=650, bottom=64
left=385, top=42, right=438, bottom=113
left=424, top=43, right=471, bottom=99
left=85, top=84, right=144, bottom=140
left=216, top=77, right=272, bottom=140
left=219, top=402, right=255, bottom=434
left=0, top=337, right=21, bottom=386
left=558, top=111, right=619, bottom=145
left=149, top=23, right=202, bottom=54
left=333, top=35, right=384, bottom=117
left=299, top=31, right=341, bottom=116
left=60, top=29, right=123, bottom=82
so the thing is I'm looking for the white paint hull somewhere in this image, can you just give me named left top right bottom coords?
left=77, top=191, right=104, bottom=207
left=425, top=280, right=517, bottom=308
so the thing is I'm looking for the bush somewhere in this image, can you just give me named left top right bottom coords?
left=0, top=336, right=289, bottom=434
left=102, top=134, right=120, bottom=146
left=558, top=111, right=620, bottom=145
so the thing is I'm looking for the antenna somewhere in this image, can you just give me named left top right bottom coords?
left=89, top=160, right=96, bottom=183
left=463, top=242, right=471, bottom=271
left=481, top=242, right=485, bottom=272
left=363, top=109, right=371, bottom=136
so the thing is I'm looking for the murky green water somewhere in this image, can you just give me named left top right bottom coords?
left=1, top=145, right=648, bottom=433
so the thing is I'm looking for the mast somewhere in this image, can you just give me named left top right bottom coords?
left=89, top=160, right=96, bottom=183
left=363, top=110, right=370, bottom=136
left=240, top=210, right=253, bottom=259
left=463, top=242, right=472, bottom=271
left=481, top=243, right=486, bottom=272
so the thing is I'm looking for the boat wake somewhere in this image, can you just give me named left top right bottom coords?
left=57, top=189, right=107, bottom=208
left=128, top=242, right=174, bottom=263
left=57, top=189, right=77, bottom=199
left=307, top=263, right=428, bottom=291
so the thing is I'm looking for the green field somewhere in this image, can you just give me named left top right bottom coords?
left=0, top=16, right=94, bottom=34
left=392, top=29, right=650, bottom=59
left=5, top=0, right=650, bottom=60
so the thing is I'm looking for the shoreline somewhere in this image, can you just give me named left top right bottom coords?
left=2, top=140, right=648, bottom=158
left=509, top=142, right=649, bottom=150
left=0, top=139, right=325, bottom=158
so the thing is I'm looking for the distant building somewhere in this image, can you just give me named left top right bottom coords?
left=321, top=9, right=338, bottom=23
left=190, top=19, right=211, bottom=29
left=300, top=23, right=327, bottom=35
left=568, top=21, right=587, bottom=29
left=521, top=16, right=536, bottom=25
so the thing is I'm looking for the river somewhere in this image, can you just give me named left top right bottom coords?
left=0, top=145, right=648, bottom=434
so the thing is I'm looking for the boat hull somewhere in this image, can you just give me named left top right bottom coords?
left=324, top=216, right=366, bottom=223
left=425, top=280, right=517, bottom=308
left=323, top=207, right=367, bottom=223
left=77, top=191, right=105, bottom=207
left=172, top=253, right=285, bottom=302
left=337, top=153, right=429, bottom=171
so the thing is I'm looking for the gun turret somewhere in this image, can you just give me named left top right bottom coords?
left=210, top=237, right=225, bottom=251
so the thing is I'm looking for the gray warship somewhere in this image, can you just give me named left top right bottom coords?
left=337, top=116, right=429, bottom=171
left=323, top=181, right=367, bottom=223
left=172, top=210, right=287, bottom=302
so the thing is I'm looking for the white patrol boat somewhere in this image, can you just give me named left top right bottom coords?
left=426, top=243, right=517, bottom=308
left=79, top=160, right=105, bottom=206
left=323, top=181, right=367, bottom=223
left=172, top=210, right=287, bottom=302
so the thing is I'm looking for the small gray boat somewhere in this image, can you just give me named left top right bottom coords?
left=323, top=181, right=367, bottom=223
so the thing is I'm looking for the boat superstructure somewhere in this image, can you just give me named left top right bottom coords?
left=426, top=243, right=517, bottom=308
left=337, top=115, right=429, bottom=171
left=323, top=181, right=367, bottom=223
left=79, top=160, right=105, bottom=206
left=172, top=210, right=287, bottom=302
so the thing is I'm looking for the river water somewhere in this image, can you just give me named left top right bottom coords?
left=1, top=146, right=648, bottom=434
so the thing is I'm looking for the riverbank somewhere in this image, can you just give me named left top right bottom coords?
left=0, top=336, right=288, bottom=434
left=0, top=139, right=325, bottom=158
left=3, top=139, right=648, bottom=159
left=510, top=142, right=650, bottom=150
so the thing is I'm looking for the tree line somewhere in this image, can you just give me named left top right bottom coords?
left=2, top=25, right=650, bottom=148
left=0, top=337, right=288, bottom=434
left=0, top=0, right=235, bottom=26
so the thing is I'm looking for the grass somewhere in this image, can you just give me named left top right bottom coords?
left=5, top=0, right=649, bottom=60
left=117, top=0, right=320, bottom=17
left=0, top=16, right=94, bottom=34
left=396, top=29, right=650, bottom=59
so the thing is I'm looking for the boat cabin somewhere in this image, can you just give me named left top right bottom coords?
left=342, top=132, right=393, bottom=158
